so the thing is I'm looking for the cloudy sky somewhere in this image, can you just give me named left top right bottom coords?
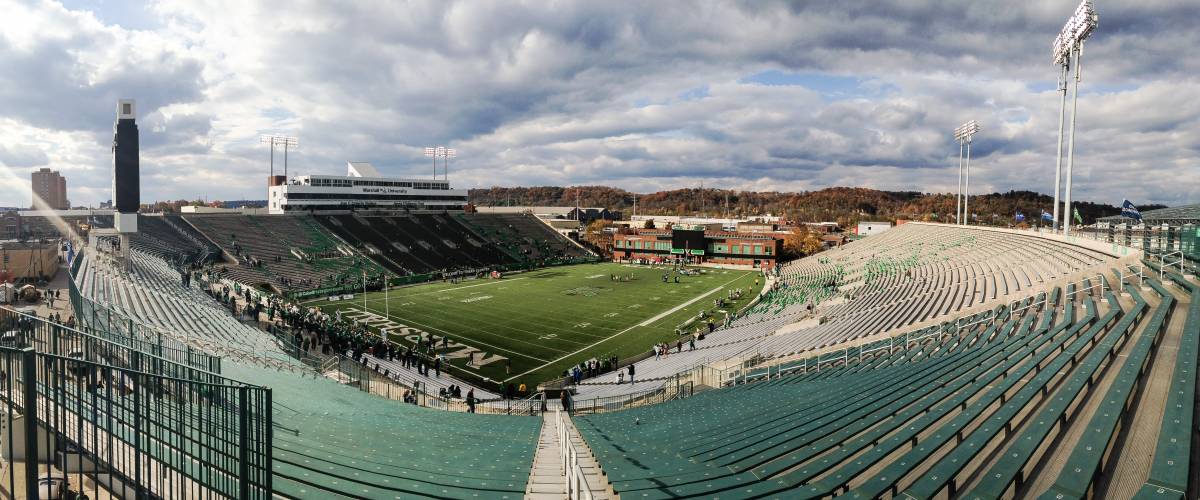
left=0, top=0, right=1197, bottom=208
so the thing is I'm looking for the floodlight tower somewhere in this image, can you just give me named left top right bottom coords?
left=1052, top=0, right=1098, bottom=237
left=955, top=130, right=964, bottom=225
left=442, top=148, right=457, bottom=181
left=953, top=120, right=981, bottom=226
left=260, top=135, right=299, bottom=178
left=424, top=147, right=439, bottom=179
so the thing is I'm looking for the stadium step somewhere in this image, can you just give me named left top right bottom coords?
left=1098, top=278, right=1193, bottom=498
left=526, top=411, right=613, bottom=499
left=527, top=412, right=567, bottom=497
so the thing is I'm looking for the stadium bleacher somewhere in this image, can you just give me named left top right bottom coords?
left=565, top=256, right=1199, bottom=499
left=314, top=213, right=519, bottom=276
left=572, top=223, right=1118, bottom=397
left=183, top=214, right=383, bottom=293
left=457, top=212, right=591, bottom=263
left=128, top=214, right=219, bottom=265
left=51, top=216, right=1200, bottom=499
left=72, top=245, right=541, bottom=498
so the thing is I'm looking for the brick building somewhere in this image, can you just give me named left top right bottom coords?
left=30, top=168, right=69, bottom=210
left=612, top=226, right=784, bottom=268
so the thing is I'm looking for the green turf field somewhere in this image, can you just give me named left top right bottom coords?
left=311, top=262, right=761, bottom=389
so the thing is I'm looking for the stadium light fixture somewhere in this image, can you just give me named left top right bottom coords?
left=953, top=120, right=980, bottom=226
left=260, top=135, right=299, bottom=178
left=443, top=148, right=457, bottom=181
left=424, top=147, right=438, bottom=179
left=1052, top=0, right=1098, bottom=237
left=424, top=146, right=457, bottom=180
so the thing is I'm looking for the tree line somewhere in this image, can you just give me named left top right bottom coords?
left=469, top=186, right=1161, bottom=228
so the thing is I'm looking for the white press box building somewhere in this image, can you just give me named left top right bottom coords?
left=267, top=162, right=468, bottom=214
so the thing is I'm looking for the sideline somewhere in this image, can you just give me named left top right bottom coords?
left=299, top=276, right=530, bottom=305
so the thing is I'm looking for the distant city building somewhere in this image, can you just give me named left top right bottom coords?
left=1, top=211, right=20, bottom=239
left=566, top=207, right=622, bottom=225
left=736, top=221, right=777, bottom=233
left=802, top=222, right=841, bottom=234
left=856, top=221, right=892, bottom=236
left=30, top=168, right=69, bottom=210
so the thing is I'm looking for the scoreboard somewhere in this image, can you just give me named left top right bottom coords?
left=671, top=228, right=706, bottom=255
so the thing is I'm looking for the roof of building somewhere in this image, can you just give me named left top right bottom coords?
left=346, top=161, right=382, bottom=177
left=1097, top=203, right=1200, bottom=224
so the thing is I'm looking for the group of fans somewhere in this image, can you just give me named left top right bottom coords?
left=192, top=272, right=499, bottom=407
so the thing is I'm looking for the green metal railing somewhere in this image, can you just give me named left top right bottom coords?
left=67, top=249, right=222, bottom=374
left=0, top=308, right=273, bottom=499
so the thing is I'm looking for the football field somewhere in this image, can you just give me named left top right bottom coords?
left=311, top=262, right=761, bottom=388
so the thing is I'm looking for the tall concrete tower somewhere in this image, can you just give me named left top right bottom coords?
left=112, top=99, right=139, bottom=233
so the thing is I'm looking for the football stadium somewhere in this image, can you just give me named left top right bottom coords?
left=3, top=1, right=1200, bottom=500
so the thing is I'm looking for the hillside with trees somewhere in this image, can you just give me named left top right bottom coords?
left=469, top=186, right=1157, bottom=228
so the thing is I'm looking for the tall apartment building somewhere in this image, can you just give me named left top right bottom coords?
left=30, top=168, right=69, bottom=210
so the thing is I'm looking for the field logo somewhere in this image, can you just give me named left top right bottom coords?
left=336, top=307, right=507, bottom=369
left=562, top=286, right=610, bottom=297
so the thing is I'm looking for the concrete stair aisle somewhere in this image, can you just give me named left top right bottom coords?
left=526, top=412, right=567, bottom=499
left=1103, top=280, right=1192, bottom=498
left=526, top=411, right=613, bottom=500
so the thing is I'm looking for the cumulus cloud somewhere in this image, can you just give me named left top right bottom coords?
left=0, top=0, right=1196, bottom=208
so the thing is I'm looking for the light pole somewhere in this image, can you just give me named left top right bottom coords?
left=260, top=135, right=299, bottom=178
left=1051, top=63, right=1068, bottom=232
left=1052, top=0, right=1098, bottom=237
left=424, top=147, right=438, bottom=178
left=442, top=148, right=457, bottom=181
left=423, top=146, right=458, bottom=180
left=953, top=120, right=980, bottom=226
left=956, top=139, right=964, bottom=225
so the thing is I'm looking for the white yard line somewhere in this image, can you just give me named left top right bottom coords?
left=354, top=304, right=554, bottom=363
left=430, top=276, right=529, bottom=294
left=502, top=272, right=749, bottom=383
left=299, top=276, right=529, bottom=305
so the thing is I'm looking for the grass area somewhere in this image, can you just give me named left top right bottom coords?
left=312, top=262, right=761, bottom=389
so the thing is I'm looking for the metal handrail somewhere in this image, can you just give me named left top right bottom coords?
left=1158, top=251, right=1184, bottom=282
left=557, top=410, right=595, bottom=500
left=1065, top=273, right=1107, bottom=299
left=1123, top=264, right=1146, bottom=288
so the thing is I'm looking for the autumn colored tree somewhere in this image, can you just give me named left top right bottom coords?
left=582, top=220, right=612, bottom=248
left=801, top=231, right=824, bottom=256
